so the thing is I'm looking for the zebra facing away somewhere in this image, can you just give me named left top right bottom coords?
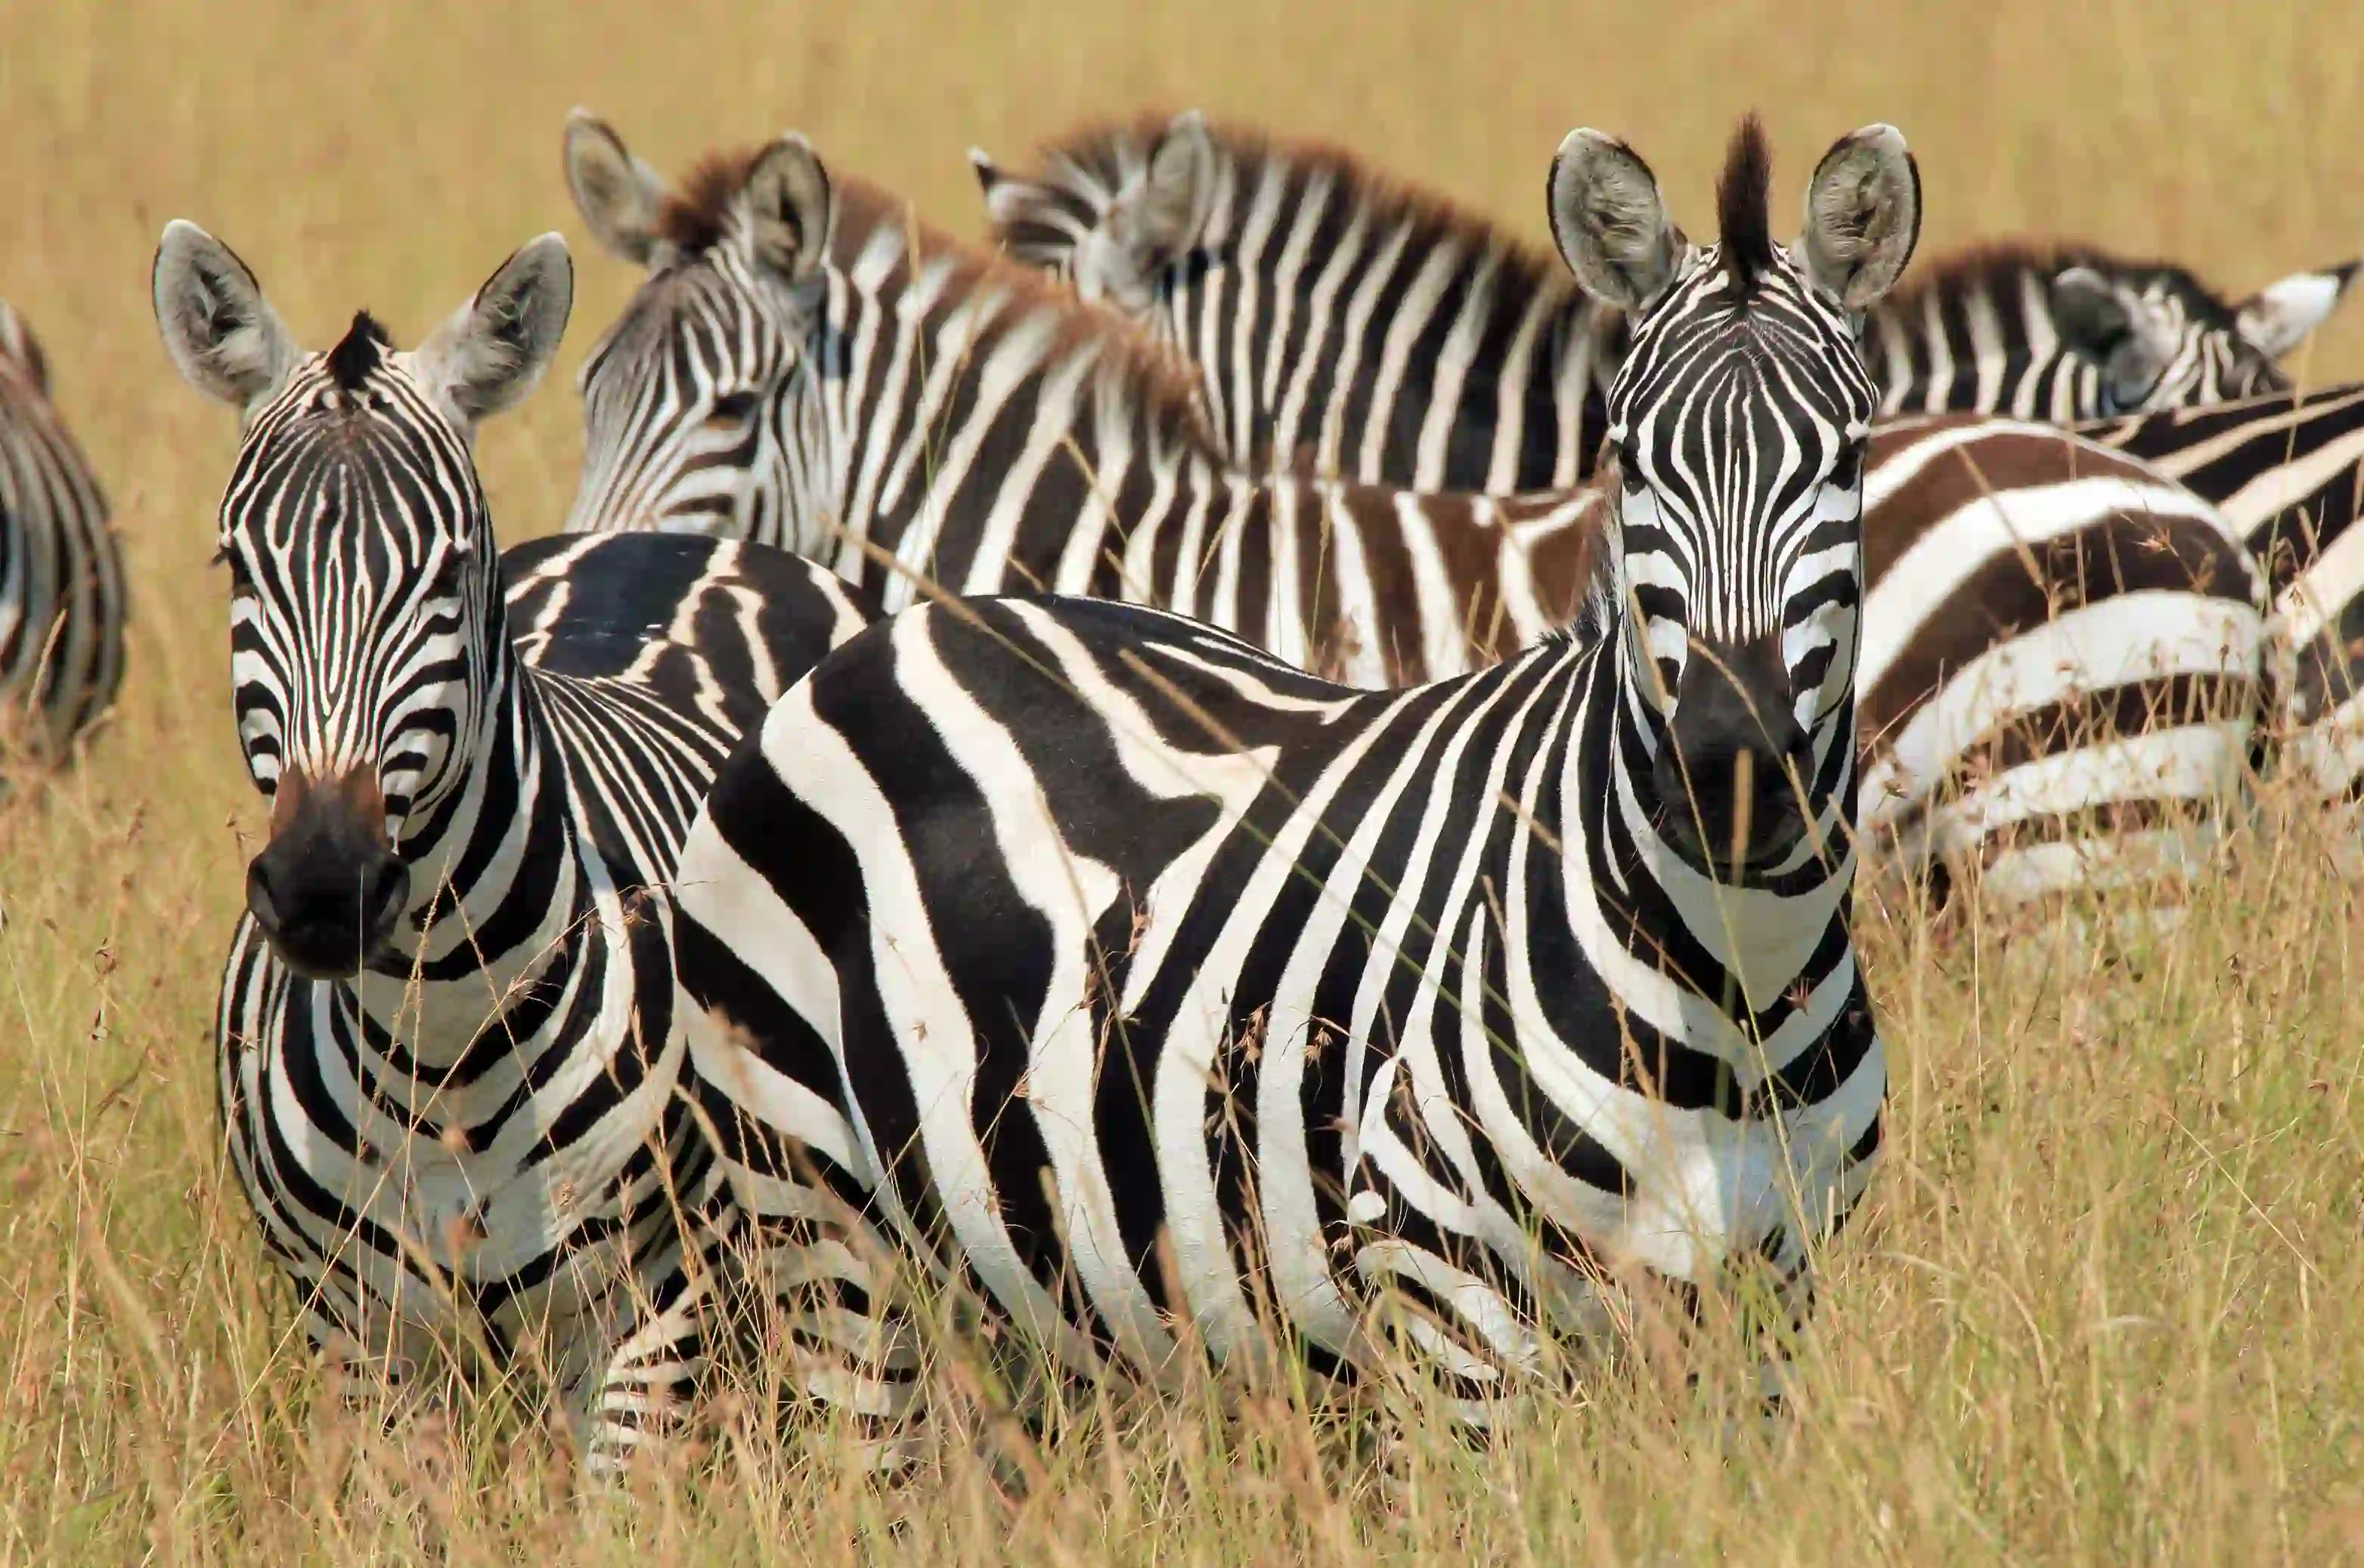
left=150, top=223, right=875, bottom=1477
left=971, top=110, right=2356, bottom=488
left=0, top=296, right=125, bottom=773
left=559, top=113, right=2264, bottom=916
left=669, top=116, right=1913, bottom=1438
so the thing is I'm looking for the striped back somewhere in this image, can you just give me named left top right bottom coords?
left=0, top=298, right=122, bottom=766
left=558, top=113, right=1601, bottom=686
left=974, top=112, right=2356, bottom=485
left=974, top=111, right=1614, bottom=492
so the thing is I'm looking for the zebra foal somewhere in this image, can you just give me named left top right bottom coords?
left=0, top=296, right=125, bottom=775
left=152, top=222, right=874, bottom=1477
left=670, top=115, right=1913, bottom=1438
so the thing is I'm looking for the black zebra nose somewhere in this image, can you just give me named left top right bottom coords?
left=1656, top=639, right=1813, bottom=874
left=245, top=767, right=410, bottom=981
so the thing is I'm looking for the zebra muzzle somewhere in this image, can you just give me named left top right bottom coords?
left=246, top=765, right=410, bottom=981
left=1656, top=639, right=1814, bottom=875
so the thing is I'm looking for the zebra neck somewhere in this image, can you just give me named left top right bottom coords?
left=351, top=643, right=598, bottom=1070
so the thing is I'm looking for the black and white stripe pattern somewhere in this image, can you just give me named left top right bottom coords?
left=2082, top=383, right=2364, bottom=843
left=670, top=117, right=1913, bottom=1437
left=0, top=297, right=125, bottom=772
left=152, top=224, right=875, bottom=1477
left=558, top=111, right=1598, bottom=689
left=560, top=115, right=2265, bottom=911
left=971, top=111, right=2356, bottom=488
left=1870, top=248, right=2359, bottom=421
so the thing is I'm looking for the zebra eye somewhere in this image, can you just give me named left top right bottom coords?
left=427, top=549, right=470, bottom=601
left=707, top=391, right=761, bottom=427
left=1617, top=444, right=1646, bottom=494
left=1827, top=442, right=1864, bottom=492
left=213, top=544, right=255, bottom=597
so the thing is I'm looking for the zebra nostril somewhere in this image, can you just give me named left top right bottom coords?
left=244, top=858, right=283, bottom=935
left=362, top=857, right=411, bottom=938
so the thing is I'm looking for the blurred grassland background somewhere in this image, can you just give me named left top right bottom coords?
left=2, top=0, right=2363, bottom=1562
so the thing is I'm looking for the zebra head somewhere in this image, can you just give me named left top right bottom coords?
left=1550, top=117, right=1917, bottom=878
left=562, top=110, right=833, bottom=546
left=2049, top=255, right=2359, bottom=413
left=153, top=224, right=573, bottom=980
left=969, top=109, right=1216, bottom=330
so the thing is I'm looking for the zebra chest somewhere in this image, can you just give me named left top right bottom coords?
left=237, top=952, right=675, bottom=1310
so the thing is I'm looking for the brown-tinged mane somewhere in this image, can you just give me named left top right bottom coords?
left=1881, top=240, right=2245, bottom=325
left=654, top=146, right=770, bottom=253
left=651, top=139, right=1229, bottom=455
left=1015, top=109, right=1582, bottom=314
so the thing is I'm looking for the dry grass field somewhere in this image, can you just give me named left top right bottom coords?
left=4, top=0, right=2364, bottom=1561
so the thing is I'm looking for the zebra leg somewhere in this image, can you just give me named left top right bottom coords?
left=571, top=1255, right=717, bottom=1483
left=728, top=1182, right=930, bottom=1475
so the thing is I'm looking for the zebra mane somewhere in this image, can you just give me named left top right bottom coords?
left=1882, top=240, right=2246, bottom=326
left=1013, top=110, right=1578, bottom=308
left=835, top=169, right=1232, bottom=458
left=652, top=146, right=773, bottom=254
left=327, top=311, right=391, bottom=392
left=1715, top=113, right=1777, bottom=298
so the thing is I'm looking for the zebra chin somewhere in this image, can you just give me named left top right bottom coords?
left=244, top=764, right=411, bottom=981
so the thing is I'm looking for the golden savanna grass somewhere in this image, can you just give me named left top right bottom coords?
left=5, top=0, right=2364, bottom=1560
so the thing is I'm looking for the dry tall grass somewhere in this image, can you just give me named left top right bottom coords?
left=3, top=1, right=2362, bottom=1561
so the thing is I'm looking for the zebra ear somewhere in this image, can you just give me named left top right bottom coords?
left=1794, top=124, right=1920, bottom=311
left=0, top=300, right=47, bottom=398
left=2233, top=259, right=2361, bottom=361
left=742, top=134, right=833, bottom=284
left=412, top=233, right=575, bottom=426
left=2051, top=267, right=2170, bottom=406
left=1548, top=129, right=1684, bottom=313
left=565, top=108, right=671, bottom=268
left=1112, top=110, right=1215, bottom=267
left=2051, top=268, right=2136, bottom=352
left=153, top=221, right=299, bottom=414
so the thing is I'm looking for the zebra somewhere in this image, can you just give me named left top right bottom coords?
left=666, top=115, right=1915, bottom=1442
left=970, top=109, right=2356, bottom=489
left=0, top=296, right=125, bottom=773
left=2082, top=383, right=2364, bottom=848
left=558, top=107, right=1600, bottom=690
left=150, top=221, right=876, bottom=1477
left=559, top=113, right=2264, bottom=915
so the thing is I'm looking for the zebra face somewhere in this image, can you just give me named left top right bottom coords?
left=2051, top=259, right=2359, bottom=414
left=1552, top=118, right=1917, bottom=875
left=564, top=116, right=834, bottom=548
left=153, top=222, right=574, bottom=979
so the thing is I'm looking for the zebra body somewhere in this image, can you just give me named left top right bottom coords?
left=672, top=117, right=1913, bottom=1429
left=2083, top=383, right=2364, bottom=829
left=0, top=298, right=125, bottom=770
left=562, top=116, right=2264, bottom=909
left=971, top=110, right=2355, bottom=488
left=153, top=225, right=875, bottom=1475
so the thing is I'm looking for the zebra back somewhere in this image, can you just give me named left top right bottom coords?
left=973, top=112, right=2356, bottom=485
left=0, top=297, right=124, bottom=770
